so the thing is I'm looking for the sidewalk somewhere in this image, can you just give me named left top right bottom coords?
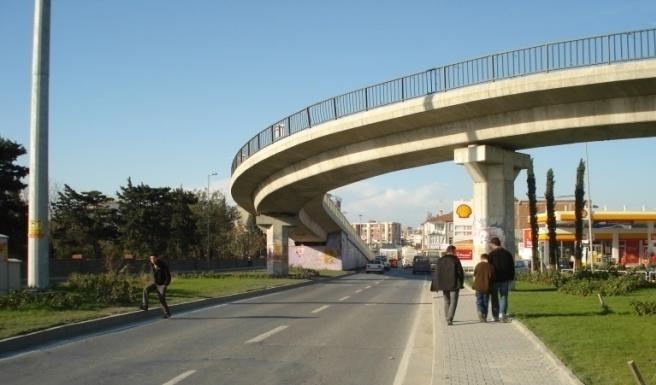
left=432, top=287, right=583, bottom=385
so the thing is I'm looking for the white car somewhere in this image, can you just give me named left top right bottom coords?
left=365, top=260, right=385, bottom=274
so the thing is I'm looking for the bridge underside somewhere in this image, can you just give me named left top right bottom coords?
left=231, top=61, right=656, bottom=274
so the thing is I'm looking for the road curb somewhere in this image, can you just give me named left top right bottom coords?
left=0, top=271, right=356, bottom=356
left=510, top=319, right=585, bottom=385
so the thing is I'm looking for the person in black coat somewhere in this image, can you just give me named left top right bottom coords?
left=430, top=245, right=464, bottom=325
left=487, top=237, right=515, bottom=322
left=140, top=255, right=172, bottom=318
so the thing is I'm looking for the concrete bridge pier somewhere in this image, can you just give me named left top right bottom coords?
left=256, top=214, right=298, bottom=276
left=455, top=145, right=530, bottom=264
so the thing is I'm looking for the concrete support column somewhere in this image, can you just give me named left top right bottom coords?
left=257, top=214, right=298, bottom=276
left=455, top=145, right=530, bottom=265
left=612, top=232, right=620, bottom=262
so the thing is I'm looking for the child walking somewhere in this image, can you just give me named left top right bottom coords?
left=473, top=253, right=494, bottom=322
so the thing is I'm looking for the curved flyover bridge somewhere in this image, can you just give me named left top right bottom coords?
left=231, top=28, right=656, bottom=275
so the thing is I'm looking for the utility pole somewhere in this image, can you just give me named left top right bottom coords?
left=586, top=144, right=594, bottom=273
left=27, top=0, right=51, bottom=289
left=206, top=172, right=218, bottom=269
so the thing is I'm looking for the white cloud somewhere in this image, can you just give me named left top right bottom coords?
left=332, top=180, right=453, bottom=227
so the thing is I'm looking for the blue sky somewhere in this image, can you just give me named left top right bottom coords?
left=1, top=0, right=655, bottom=227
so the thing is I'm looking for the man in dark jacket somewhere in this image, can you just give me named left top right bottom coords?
left=487, top=237, right=515, bottom=322
left=140, top=255, right=171, bottom=318
left=431, top=245, right=464, bottom=325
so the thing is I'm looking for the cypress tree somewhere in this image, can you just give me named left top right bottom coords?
left=527, top=158, right=539, bottom=271
left=545, top=169, right=557, bottom=269
left=574, top=159, right=586, bottom=266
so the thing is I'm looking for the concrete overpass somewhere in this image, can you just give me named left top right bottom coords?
left=230, top=28, right=656, bottom=274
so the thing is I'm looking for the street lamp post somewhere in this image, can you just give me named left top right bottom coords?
left=207, top=172, right=218, bottom=269
left=586, top=143, right=594, bottom=273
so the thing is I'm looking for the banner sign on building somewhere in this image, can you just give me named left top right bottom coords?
left=523, top=228, right=532, bottom=248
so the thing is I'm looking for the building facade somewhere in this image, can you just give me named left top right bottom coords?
left=421, top=212, right=453, bottom=253
left=352, top=221, right=402, bottom=248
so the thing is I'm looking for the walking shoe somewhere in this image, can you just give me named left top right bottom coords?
left=477, top=313, right=487, bottom=323
left=493, top=317, right=500, bottom=322
left=163, top=312, right=171, bottom=319
left=501, top=316, right=512, bottom=323
left=139, top=305, right=148, bottom=311
left=447, top=319, right=453, bottom=326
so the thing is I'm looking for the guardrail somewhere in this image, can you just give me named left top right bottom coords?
left=231, top=27, right=656, bottom=174
left=322, top=195, right=375, bottom=261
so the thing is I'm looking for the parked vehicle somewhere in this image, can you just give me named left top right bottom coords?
left=366, top=259, right=385, bottom=274
left=412, top=255, right=431, bottom=274
left=402, top=257, right=413, bottom=268
left=390, top=259, right=398, bottom=268
left=375, top=255, right=391, bottom=271
left=514, top=259, right=530, bottom=274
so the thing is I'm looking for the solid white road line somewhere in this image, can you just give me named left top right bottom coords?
left=245, top=325, right=289, bottom=344
left=364, top=285, right=371, bottom=289
left=311, top=305, right=330, bottom=314
left=162, top=370, right=196, bottom=385
left=338, top=295, right=350, bottom=301
left=391, top=279, right=427, bottom=385
left=354, top=289, right=363, bottom=294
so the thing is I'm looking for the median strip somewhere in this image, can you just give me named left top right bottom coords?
left=245, top=325, right=289, bottom=344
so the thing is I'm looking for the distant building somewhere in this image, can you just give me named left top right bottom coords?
left=352, top=221, right=402, bottom=248
left=421, top=211, right=454, bottom=254
left=402, top=226, right=423, bottom=248
left=515, top=198, right=576, bottom=259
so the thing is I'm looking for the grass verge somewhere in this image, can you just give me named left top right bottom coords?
left=511, top=281, right=656, bottom=385
left=0, top=270, right=339, bottom=340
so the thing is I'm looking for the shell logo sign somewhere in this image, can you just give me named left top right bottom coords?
left=456, top=204, right=472, bottom=219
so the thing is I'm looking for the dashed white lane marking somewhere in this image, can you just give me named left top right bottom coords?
left=354, top=289, right=363, bottom=294
left=311, top=305, right=330, bottom=314
left=162, top=370, right=196, bottom=385
left=245, top=325, right=289, bottom=344
left=338, top=296, right=350, bottom=301
left=364, top=285, right=372, bottom=289
left=375, top=281, right=381, bottom=284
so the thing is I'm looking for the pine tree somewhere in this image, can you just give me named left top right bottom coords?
left=0, top=137, right=29, bottom=259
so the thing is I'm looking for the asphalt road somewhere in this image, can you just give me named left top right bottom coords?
left=1, top=270, right=431, bottom=385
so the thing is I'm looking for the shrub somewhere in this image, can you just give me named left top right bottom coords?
left=631, top=300, right=656, bottom=315
left=0, top=290, right=85, bottom=310
left=59, top=272, right=145, bottom=305
left=557, top=273, right=650, bottom=296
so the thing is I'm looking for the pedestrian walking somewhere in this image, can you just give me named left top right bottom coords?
left=487, top=237, right=515, bottom=322
left=473, top=253, right=495, bottom=322
left=431, top=245, right=464, bottom=325
left=140, top=255, right=172, bottom=318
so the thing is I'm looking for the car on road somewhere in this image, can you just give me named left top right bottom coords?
left=401, top=256, right=413, bottom=268
left=375, top=255, right=391, bottom=271
left=412, top=255, right=431, bottom=274
left=365, top=259, right=385, bottom=274
left=514, top=259, right=530, bottom=274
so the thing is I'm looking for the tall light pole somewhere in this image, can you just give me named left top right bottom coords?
left=27, top=0, right=51, bottom=289
left=206, top=172, right=218, bottom=269
left=586, top=143, right=594, bottom=273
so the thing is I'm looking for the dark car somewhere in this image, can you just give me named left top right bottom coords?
left=412, top=255, right=431, bottom=274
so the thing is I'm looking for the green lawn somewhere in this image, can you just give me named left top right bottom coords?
left=510, top=281, right=656, bottom=385
left=0, top=273, right=315, bottom=340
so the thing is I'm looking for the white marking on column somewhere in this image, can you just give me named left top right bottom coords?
left=311, top=305, right=330, bottom=314
left=245, top=325, right=289, bottom=344
left=162, top=370, right=196, bottom=385
left=338, top=295, right=350, bottom=301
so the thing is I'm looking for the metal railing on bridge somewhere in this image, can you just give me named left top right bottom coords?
left=232, top=27, right=656, bottom=174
